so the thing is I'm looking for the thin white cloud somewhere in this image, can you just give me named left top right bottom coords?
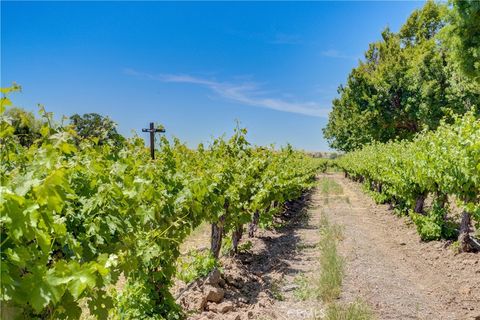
left=321, top=49, right=359, bottom=60
left=124, top=68, right=329, bottom=118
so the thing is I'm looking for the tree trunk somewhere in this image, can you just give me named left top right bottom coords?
left=232, top=225, right=243, bottom=254
left=210, top=215, right=225, bottom=259
left=414, top=192, right=427, bottom=214
left=435, top=191, right=448, bottom=220
left=458, top=210, right=472, bottom=253
left=377, top=183, right=382, bottom=193
left=248, top=210, right=260, bottom=238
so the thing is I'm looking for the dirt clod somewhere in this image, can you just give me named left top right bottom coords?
left=204, top=285, right=224, bottom=303
left=208, top=301, right=234, bottom=313
left=180, top=290, right=207, bottom=312
left=204, top=269, right=222, bottom=286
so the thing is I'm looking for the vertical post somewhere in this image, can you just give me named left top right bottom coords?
left=142, top=122, right=165, bottom=160
left=149, top=122, right=155, bottom=160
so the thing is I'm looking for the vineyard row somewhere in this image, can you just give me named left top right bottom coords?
left=336, top=111, right=480, bottom=251
left=1, top=95, right=324, bottom=319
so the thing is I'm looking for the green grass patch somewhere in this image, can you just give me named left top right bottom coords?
left=319, top=177, right=344, bottom=195
left=293, top=215, right=344, bottom=303
left=316, top=215, right=344, bottom=302
left=293, top=273, right=311, bottom=301
left=324, top=300, right=374, bottom=320
left=270, top=279, right=285, bottom=301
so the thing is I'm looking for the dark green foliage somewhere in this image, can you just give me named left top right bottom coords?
left=4, top=107, right=42, bottom=147
left=70, top=113, right=125, bottom=147
left=447, top=0, right=480, bottom=83
left=323, top=1, right=480, bottom=152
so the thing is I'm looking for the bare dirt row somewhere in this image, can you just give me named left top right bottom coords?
left=176, top=173, right=480, bottom=320
left=332, top=173, right=480, bottom=320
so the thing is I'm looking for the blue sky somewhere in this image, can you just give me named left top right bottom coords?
left=1, top=1, right=423, bottom=151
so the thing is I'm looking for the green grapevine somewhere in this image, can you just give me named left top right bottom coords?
left=337, top=111, right=480, bottom=247
left=0, top=86, right=321, bottom=319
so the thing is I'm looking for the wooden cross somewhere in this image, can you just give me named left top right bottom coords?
left=142, top=122, right=165, bottom=159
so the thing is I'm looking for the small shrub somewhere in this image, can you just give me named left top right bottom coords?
left=269, top=280, right=285, bottom=301
left=410, top=212, right=443, bottom=241
left=450, top=240, right=461, bottom=254
left=115, top=277, right=181, bottom=320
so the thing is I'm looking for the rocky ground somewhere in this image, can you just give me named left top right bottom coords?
left=174, top=173, right=480, bottom=320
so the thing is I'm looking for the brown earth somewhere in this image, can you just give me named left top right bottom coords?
left=175, top=173, right=480, bottom=320
left=334, top=173, right=480, bottom=320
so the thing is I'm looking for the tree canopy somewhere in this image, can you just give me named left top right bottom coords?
left=3, top=107, right=42, bottom=147
left=447, top=0, right=480, bottom=84
left=323, top=1, right=480, bottom=152
left=69, top=113, right=125, bottom=147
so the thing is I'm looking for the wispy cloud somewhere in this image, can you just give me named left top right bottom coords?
left=321, top=49, right=359, bottom=60
left=269, top=33, right=302, bottom=45
left=124, top=68, right=329, bottom=118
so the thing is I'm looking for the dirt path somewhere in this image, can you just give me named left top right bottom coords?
left=180, top=173, right=480, bottom=320
left=325, top=173, right=480, bottom=320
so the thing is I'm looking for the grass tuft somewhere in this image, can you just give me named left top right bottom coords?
left=293, top=273, right=311, bottom=301
left=325, top=300, right=375, bottom=320
left=269, top=279, right=285, bottom=301
left=316, top=215, right=344, bottom=302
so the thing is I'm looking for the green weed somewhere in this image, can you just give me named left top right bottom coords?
left=176, top=250, right=218, bottom=283
left=270, top=280, right=285, bottom=301
left=293, top=273, right=311, bottom=301
left=324, top=300, right=374, bottom=320
left=293, top=216, right=344, bottom=303
left=316, top=216, right=344, bottom=302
